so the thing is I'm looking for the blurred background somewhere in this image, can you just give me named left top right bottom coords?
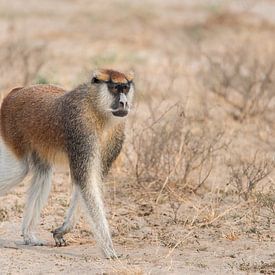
left=0, top=0, right=274, bottom=274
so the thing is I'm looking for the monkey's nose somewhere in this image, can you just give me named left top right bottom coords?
left=119, top=93, right=128, bottom=109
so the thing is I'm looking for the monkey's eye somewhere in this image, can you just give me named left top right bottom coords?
left=107, top=83, right=116, bottom=93
left=108, top=83, right=130, bottom=94
left=91, top=77, right=102, bottom=84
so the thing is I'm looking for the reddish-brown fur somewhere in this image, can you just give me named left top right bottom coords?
left=96, top=69, right=133, bottom=83
left=0, top=85, right=66, bottom=159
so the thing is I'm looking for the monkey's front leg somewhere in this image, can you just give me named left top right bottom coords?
left=79, top=178, right=116, bottom=258
left=53, top=124, right=125, bottom=250
left=69, top=145, right=117, bottom=258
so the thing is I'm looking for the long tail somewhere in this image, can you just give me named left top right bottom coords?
left=0, top=138, right=29, bottom=196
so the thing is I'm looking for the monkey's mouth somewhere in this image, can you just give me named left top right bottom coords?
left=112, top=109, right=128, bottom=117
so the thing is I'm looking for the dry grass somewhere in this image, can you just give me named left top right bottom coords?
left=203, top=47, right=275, bottom=122
left=124, top=104, right=225, bottom=191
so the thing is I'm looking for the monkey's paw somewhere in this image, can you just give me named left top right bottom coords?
left=23, top=234, right=45, bottom=246
left=52, top=229, right=67, bottom=247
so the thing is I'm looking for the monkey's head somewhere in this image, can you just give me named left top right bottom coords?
left=91, top=69, right=134, bottom=117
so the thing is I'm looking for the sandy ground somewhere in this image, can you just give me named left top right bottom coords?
left=0, top=0, right=275, bottom=274
left=0, top=170, right=274, bottom=274
left=0, top=212, right=274, bottom=274
left=0, top=229, right=274, bottom=274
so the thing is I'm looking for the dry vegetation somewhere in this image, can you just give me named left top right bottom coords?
left=0, top=0, right=274, bottom=274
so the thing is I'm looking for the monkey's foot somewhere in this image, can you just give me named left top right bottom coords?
left=23, top=234, right=44, bottom=246
left=52, top=229, right=67, bottom=247
left=102, top=246, right=121, bottom=260
left=105, top=253, right=123, bottom=260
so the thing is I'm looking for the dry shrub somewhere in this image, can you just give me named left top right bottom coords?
left=0, top=35, right=47, bottom=94
left=124, top=104, right=225, bottom=196
left=255, top=189, right=275, bottom=216
left=203, top=47, right=275, bottom=122
left=227, top=154, right=274, bottom=201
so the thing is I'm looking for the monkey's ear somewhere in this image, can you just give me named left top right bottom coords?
left=126, top=71, right=134, bottom=82
left=92, top=69, right=110, bottom=83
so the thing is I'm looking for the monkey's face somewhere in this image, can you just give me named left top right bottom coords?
left=91, top=69, right=134, bottom=118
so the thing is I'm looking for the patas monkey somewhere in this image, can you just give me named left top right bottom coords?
left=0, top=69, right=134, bottom=259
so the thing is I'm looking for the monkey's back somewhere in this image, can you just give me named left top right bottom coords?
left=0, top=85, right=67, bottom=160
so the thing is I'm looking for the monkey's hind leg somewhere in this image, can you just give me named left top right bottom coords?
left=52, top=185, right=80, bottom=246
left=22, top=155, right=52, bottom=246
left=0, top=140, right=29, bottom=196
